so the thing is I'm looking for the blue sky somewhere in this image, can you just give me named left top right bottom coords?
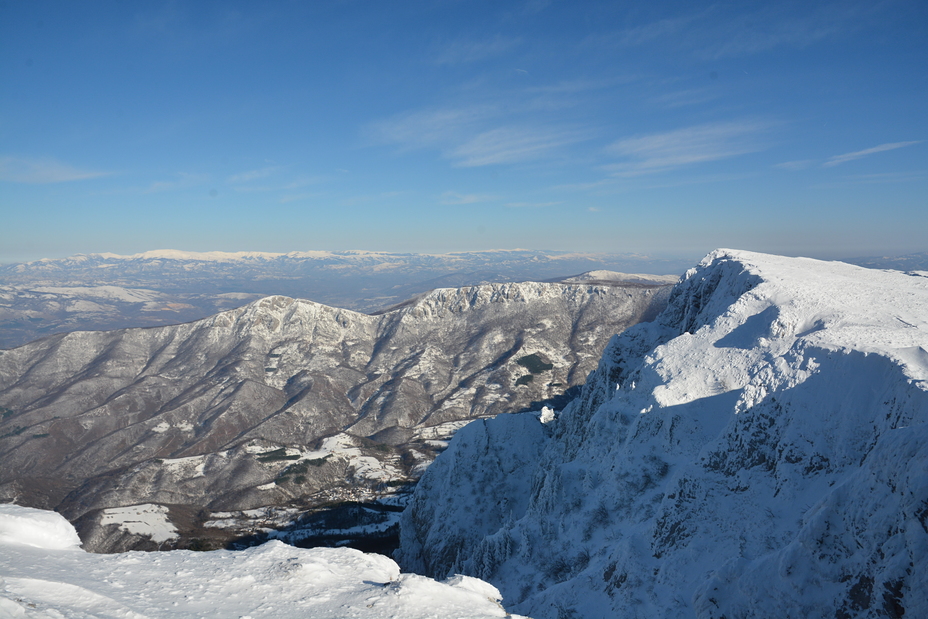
left=1, top=0, right=925, bottom=264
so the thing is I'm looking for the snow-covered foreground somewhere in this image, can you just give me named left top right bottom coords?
left=399, top=249, right=928, bottom=618
left=0, top=505, right=525, bottom=619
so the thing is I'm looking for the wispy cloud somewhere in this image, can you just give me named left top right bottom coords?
left=279, top=192, right=323, bottom=204
left=145, top=172, right=209, bottom=193
left=0, top=156, right=110, bottom=183
left=284, top=175, right=326, bottom=190
left=521, top=77, right=635, bottom=113
left=520, top=0, right=552, bottom=16
left=451, top=126, right=589, bottom=167
left=811, top=170, right=927, bottom=188
left=549, top=178, right=617, bottom=192
left=612, top=14, right=699, bottom=47
left=368, top=106, right=495, bottom=151
left=525, top=77, right=630, bottom=95
left=432, top=35, right=521, bottom=65
left=440, top=191, right=496, bottom=205
left=581, top=13, right=701, bottom=49
left=703, top=3, right=891, bottom=60
left=823, top=141, right=921, bottom=167
left=774, top=159, right=816, bottom=170
left=228, top=172, right=326, bottom=194
left=846, top=171, right=926, bottom=183
left=370, top=105, right=588, bottom=167
left=226, top=166, right=282, bottom=183
left=587, top=4, right=869, bottom=60
left=699, top=10, right=843, bottom=60
left=651, top=88, right=719, bottom=109
left=504, top=201, right=562, bottom=208
left=603, top=120, right=771, bottom=176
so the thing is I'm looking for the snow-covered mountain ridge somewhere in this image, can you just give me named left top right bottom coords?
left=398, top=249, right=928, bottom=618
left=0, top=279, right=669, bottom=552
left=0, top=248, right=688, bottom=349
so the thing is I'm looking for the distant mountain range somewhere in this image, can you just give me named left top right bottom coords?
left=0, top=278, right=672, bottom=552
left=0, top=249, right=688, bottom=349
left=841, top=250, right=928, bottom=271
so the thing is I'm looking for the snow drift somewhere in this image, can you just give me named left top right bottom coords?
left=0, top=504, right=525, bottom=618
left=397, top=249, right=928, bottom=618
left=0, top=503, right=83, bottom=551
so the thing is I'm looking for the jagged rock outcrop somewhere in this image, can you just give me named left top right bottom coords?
left=397, top=250, right=928, bottom=618
left=0, top=280, right=670, bottom=551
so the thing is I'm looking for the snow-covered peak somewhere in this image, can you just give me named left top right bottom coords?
left=667, top=248, right=928, bottom=379
left=399, top=249, right=928, bottom=618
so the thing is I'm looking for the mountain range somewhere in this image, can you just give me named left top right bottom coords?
left=1, top=249, right=926, bottom=616
left=842, top=250, right=928, bottom=271
left=0, top=277, right=671, bottom=552
left=0, top=249, right=684, bottom=349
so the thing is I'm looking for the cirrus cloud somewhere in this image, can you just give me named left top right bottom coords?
left=0, top=156, right=110, bottom=184
left=439, top=191, right=497, bottom=205
left=450, top=126, right=589, bottom=167
left=603, top=120, right=773, bottom=176
left=368, top=105, right=590, bottom=167
left=823, top=141, right=922, bottom=167
left=432, top=35, right=521, bottom=65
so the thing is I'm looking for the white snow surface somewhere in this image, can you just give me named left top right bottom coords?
left=0, top=504, right=82, bottom=551
left=398, top=249, right=928, bottom=618
left=30, top=285, right=162, bottom=303
left=0, top=504, right=524, bottom=618
left=561, top=270, right=680, bottom=286
left=98, top=505, right=178, bottom=544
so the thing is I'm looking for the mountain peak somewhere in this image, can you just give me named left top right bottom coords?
left=399, top=250, right=928, bottom=618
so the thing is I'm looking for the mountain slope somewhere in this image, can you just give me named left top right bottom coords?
left=397, top=250, right=928, bottom=618
left=0, top=280, right=670, bottom=551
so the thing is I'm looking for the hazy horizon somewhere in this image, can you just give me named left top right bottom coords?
left=2, top=246, right=926, bottom=270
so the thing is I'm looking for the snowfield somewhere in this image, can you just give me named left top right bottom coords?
left=0, top=504, right=525, bottom=618
left=398, top=249, right=928, bottom=618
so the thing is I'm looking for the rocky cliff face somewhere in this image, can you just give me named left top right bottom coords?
left=397, top=250, right=928, bottom=618
left=0, top=280, right=670, bottom=551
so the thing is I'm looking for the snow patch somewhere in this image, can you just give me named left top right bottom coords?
left=99, top=504, right=178, bottom=543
